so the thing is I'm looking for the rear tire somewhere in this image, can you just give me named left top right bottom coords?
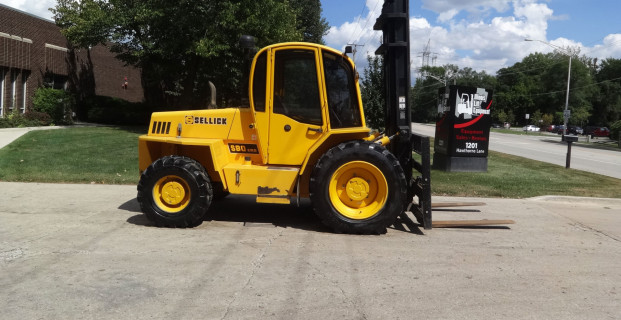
left=137, top=156, right=213, bottom=227
left=310, top=141, right=407, bottom=234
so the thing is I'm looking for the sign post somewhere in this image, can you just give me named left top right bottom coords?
left=433, top=85, right=493, bottom=172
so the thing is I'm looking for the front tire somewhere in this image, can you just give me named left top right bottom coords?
left=310, top=141, right=407, bottom=234
left=137, top=156, right=213, bottom=227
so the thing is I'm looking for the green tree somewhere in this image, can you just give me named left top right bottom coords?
left=542, top=51, right=597, bottom=126
left=360, top=56, right=385, bottom=130
left=455, top=67, right=496, bottom=88
left=495, top=109, right=507, bottom=124
left=593, top=58, right=621, bottom=125
left=288, top=0, right=330, bottom=44
left=495, top=53, right=552, bottom=125
left=531, top=110, right=543, bottom=126
left=411, top=65, right=447, bottom=124
left=53, top=0, right=304, bottom=108
left=542, top=113, right=554, bottom=127
left=495, top=50, right=597, bottom=126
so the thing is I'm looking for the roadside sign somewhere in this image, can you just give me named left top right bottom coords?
left=564, top=109, right=571, bottom=120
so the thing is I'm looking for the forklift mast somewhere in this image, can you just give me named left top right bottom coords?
left=374, top=0, right=433, bottom=229
left=374, top=0, right=412, bottom=181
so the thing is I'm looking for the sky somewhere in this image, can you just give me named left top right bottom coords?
left=3, top=0, right=621, bottom=79
left=321, top=0, right=621, bottom=78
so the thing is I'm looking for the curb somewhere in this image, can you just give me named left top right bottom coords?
left=528, top=195, right=621, bottom=205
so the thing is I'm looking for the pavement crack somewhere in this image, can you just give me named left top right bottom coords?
left=570, top=220, right=621, bottom=243
left=220, top=228, right=284, bottom=320
left=305, top=262, right=368, bottom=320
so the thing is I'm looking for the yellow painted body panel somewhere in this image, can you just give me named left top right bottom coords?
left=222, top=164, right=299, bottom=197
left=267, top=113, right=324, bottom=165
left=138, top=136, right=229, bottom=182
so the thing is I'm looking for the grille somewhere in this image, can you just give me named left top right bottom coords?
left=151, top=121, right=171, bottom=135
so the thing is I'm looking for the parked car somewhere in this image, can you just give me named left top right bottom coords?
left=545, top=125, right=555, bottom=132
left=523, top=125, right=540, bottom=132
left=491, top=123, right=502, bottom=128
left=591, top=127, right=611, bottom=137
left=553, top=125, right=565, bottom=134
left=584, top=126, right=597, bottom=135
left=567, top=126, right=583, bottom=135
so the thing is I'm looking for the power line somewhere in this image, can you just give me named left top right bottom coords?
left=346, top=0, right=369, bottom=45
left=350, top=0, right=382, bottom=45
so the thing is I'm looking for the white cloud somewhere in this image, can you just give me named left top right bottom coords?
left=0, top=0, right=56, bottom=20
left=423, top=0, right=512, bottom=22
left=586, top=34, right=621, bottom=60
left=326, top=0, right=609, bottom=80
left=438, top=9, right=459, bottom=23
left=422, top=0, right=512, bottom=13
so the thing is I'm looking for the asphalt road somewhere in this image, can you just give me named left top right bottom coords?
left=1, top=182, right=620, bottom=319
left=412, top=123, right=621, bottom=179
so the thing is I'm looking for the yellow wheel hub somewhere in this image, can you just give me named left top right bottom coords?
left=346, top=177, right=370, bottom=201
left=153, top=175, right=191, bottom=213
left=329, top=161, right=388, bottom=220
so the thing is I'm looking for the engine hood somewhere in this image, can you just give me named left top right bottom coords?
left=147, top=108, right=239, bottom=140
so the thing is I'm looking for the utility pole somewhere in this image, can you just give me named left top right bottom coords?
left=346, top=43, right=365, bottom=61
left=525, top=39, right=572, bottom=136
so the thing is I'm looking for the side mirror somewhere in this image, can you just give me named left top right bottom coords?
left=239, top=35, right=256, bottom=49
left=240, top=35, right=258, bottom=59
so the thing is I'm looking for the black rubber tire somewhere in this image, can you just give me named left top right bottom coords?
left=310, top=141, right=407, bottom=234
left=137, top=156, right=213, bottom=227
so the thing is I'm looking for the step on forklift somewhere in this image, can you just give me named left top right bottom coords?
left=136, top=0, right=511, bottom=234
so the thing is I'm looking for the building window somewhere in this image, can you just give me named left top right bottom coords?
left=43, top=72, right=68, bottom=90
left=22, top=73, right=28, bottom=113
left=0, top=68, right=4, bottom=117
left=10, top=70, right=17, bottom=112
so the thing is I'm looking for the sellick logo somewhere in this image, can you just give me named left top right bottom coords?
left=185, top=116, right=228, bottom=125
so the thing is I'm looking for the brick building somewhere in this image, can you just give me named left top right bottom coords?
left=0, top=4, right=143, bottom=118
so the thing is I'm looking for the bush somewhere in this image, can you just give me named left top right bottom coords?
left=24, top=111, right=53, bottom=126
left=32, top=88, right=74, bottom=124
left=0, top=110, right=52, bottom=128
left=610, top=120, right=621, bottom=141
left=81, top=95, right=151, bottom=125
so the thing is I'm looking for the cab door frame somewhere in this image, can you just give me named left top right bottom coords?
left=265, top=45, right=328, bottom=166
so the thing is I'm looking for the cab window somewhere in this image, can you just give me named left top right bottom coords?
left=252, top=51, right=267, bottom=112
left=273, top=50, right=322, bottom=125
left=323, top=51, right=362, bottom=128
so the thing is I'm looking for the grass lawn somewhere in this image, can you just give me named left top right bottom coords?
left=430, top=151, right=621, bottom=198
left=0, top=127, right=143, bottom=184
left=1, top=126, right=620, bottom=199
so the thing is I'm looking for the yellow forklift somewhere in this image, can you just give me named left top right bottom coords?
left=137, top=0, right=432, bottom=234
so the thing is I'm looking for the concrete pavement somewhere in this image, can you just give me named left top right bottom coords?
left=0, top=126, right=63, bottom=149
left=1, top=182, right=620, bottom=319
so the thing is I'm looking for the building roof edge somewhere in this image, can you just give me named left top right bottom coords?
left=0, top=3, right=55, bottom=24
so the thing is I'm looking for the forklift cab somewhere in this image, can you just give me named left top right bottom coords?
left=248, top=43, right=367, bottom=166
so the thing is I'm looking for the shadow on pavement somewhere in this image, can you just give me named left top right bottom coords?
left=121, top=195, right=331, bottom=233
left=119, top=195, right=431, bottom=234
left=119, top=198, right=141, bottom=213
left=205, top=195, right=330, bottom=233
